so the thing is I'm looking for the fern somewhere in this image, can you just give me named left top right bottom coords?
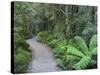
left=68, top=39, right=77, bottom=48
left=56, top=58, right=66, bottom=69
left=51, top=35, right=97, bottom=70
left=91, top=47, right=97, bottom=56
left=89, top=35, right=97, bottom=52
left=74, top=36, right=88, bottom=55
left=66, top=35, right=97, bottom=70
left=66, top=55, right=81, bottom=61
left=73, top=56, right=91, bottom=69
left=67, top=45, right=85, bottom=57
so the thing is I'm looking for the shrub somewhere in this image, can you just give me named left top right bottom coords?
left=48, top=39, right=58, bottom=48
left=14, top=47, right=31, bottom=65
left=47, top=34, right=57, bottom=42
left=14, top=32, right=32, bottom=73
left=14, top=27, right=33, bottom=39
left=14, top=33, right=30, bottom=51
left=37, top=31, right=48, bottom=43
left=14, top=47, right=32, bottom=73
left=21, top=31, right=33, bottom=39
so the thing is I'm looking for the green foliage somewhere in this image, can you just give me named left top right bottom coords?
left=14, top=33, right=29, bottom=51
left=89, top=35, right=97, bottom=52
left=14, top=2, right=36, bottom=39
left=14, top=47, right=31, bottom=65
left=66, top=35, right=97, bottom=70
left=52, top=35, right=97, bottom=70
left=65, top=6, right=97, bottom=39
left=14, top=27, right=33, bottom=39
left=73, top=56, right=91, bottom=70
left=46, top=34, right=57, bottom=48
left=14, top=32, right=32, bottom=73
left=48, top=39, right=58, bottom=48
left=67, top=45, right=85, bottom=57
left=37, top=31, right=48, bottom=43
left=53, top=44, right=66, bottom=57
left=56, top=58, right=66, bottom=69
left=21, top=31, right=33, bottom=39
left=66, top=55, right=81, bottom=62
left=13, top=2, right=97, bottom=72
left=47, top=34, right=57, bottom=42
left=52, top=39, right=67, bottom=57
left=91, top=47, right=97, bottom=56
left=74, top=36, right=89, bottom=55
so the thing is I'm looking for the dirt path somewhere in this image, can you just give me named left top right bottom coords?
left=26, top=37, right=61, bottom=73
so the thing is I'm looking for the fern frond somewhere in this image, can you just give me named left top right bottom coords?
left=74, top=36, right=88, bottom=55
left=89, top=35, right=97, bottom=52
left=73, top=56, right=91, bottom=70
left=91, top=47, right=97, bottom=56
left=68, top=39, right=77, bottom=48
left=56, top=59, right=66, bottom=69
left=66, top=55, right=81, bottom=61
left=67, top=45, right=85, bottom=57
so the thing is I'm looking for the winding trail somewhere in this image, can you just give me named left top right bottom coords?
left=26, top=37, right=61, bottom=73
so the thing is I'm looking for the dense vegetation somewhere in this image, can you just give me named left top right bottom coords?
left=13, top=2, right=97, bottom=72
left=14, top=2, right=32, bottom=73
left=14, top=28, right=32, bottom=73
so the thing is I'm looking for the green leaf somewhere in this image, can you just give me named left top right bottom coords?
left=66, top=55, right=81, bottom=61
left=91, top=47, right=97, bottom=56
left=74, top=36, right=88, bottom=55
left=89, top=35, right=97, bottom=52
left=73, top=56, right=91, bottom=69
left=56, top=59, right=66, bottom=69
left=67, top=45, right=85, bottom=57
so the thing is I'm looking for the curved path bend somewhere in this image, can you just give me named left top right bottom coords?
left=26, top=37, right=61, bottom=73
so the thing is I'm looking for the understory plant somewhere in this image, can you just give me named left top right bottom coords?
left=37, top=31, right=97, bottom=70
left=14, top=32, right=32, bottom=73
left=37, top=31, right=48, bottom=43
left=65, top=34, right=97, bottom=70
